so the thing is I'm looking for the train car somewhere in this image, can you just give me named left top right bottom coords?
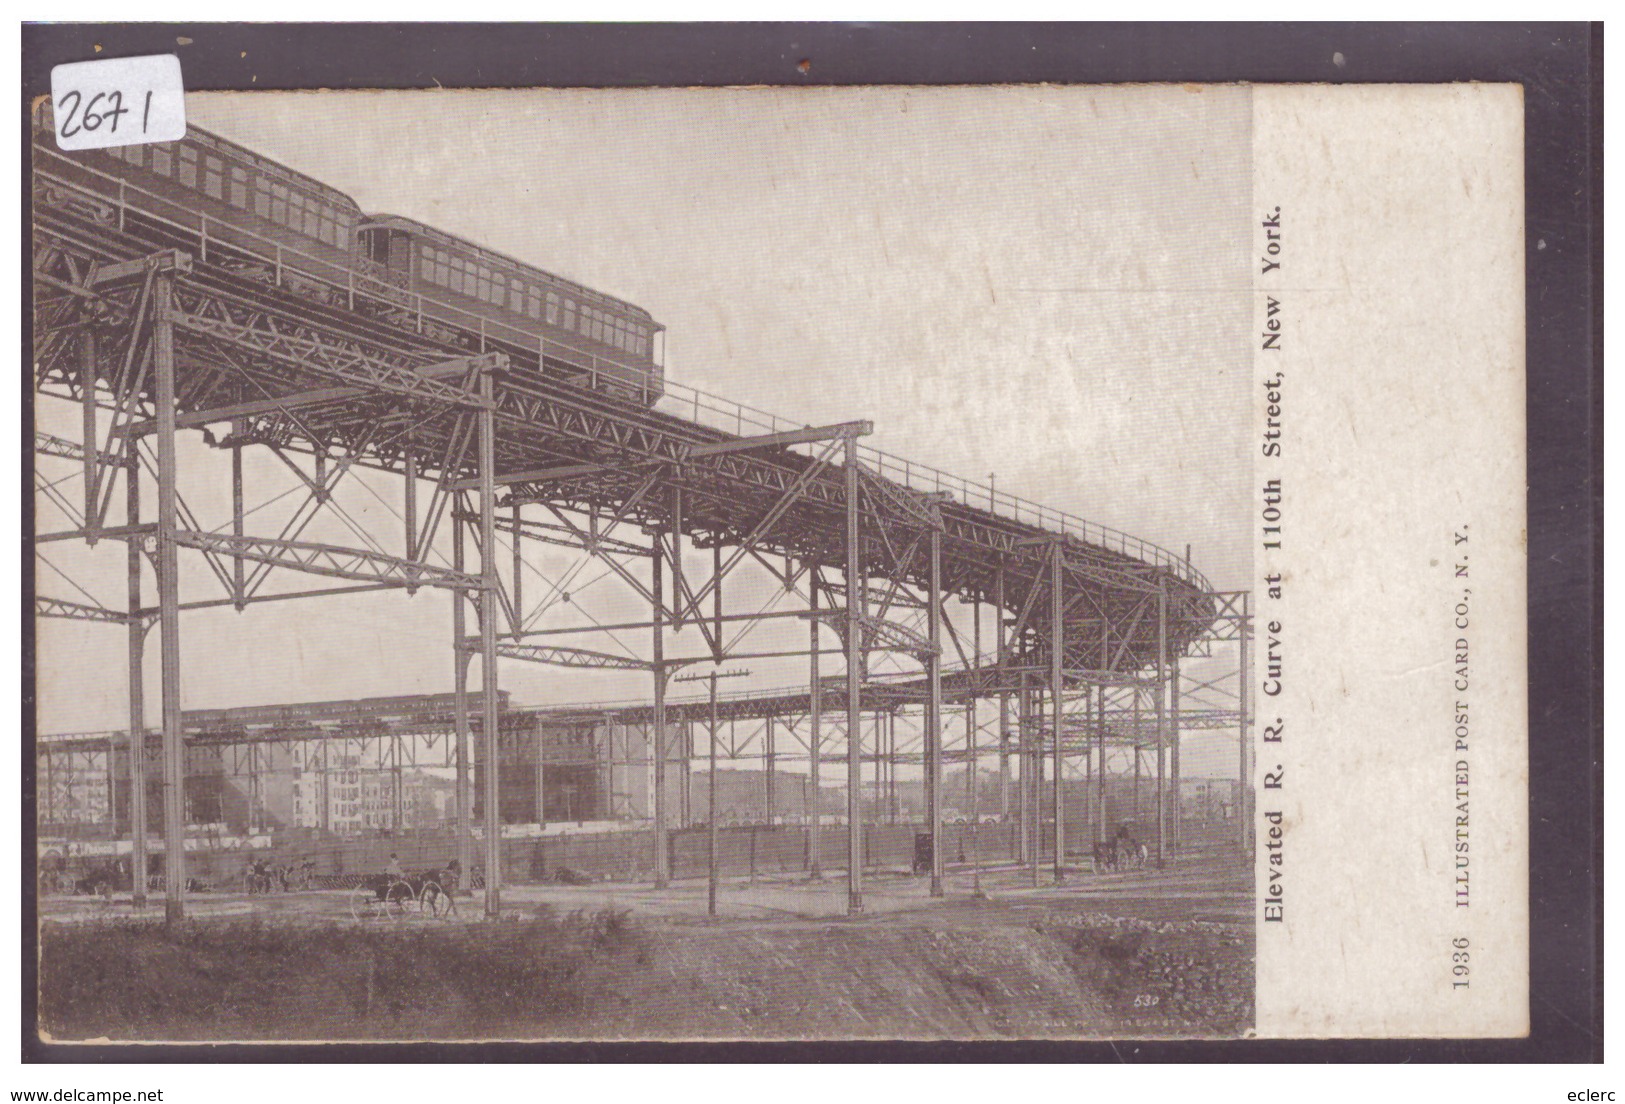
left=31, top=106, right=665, bottom=404
left=32, top=104, right=365, bottom=298
left=357, top=214, right=664, bottom=403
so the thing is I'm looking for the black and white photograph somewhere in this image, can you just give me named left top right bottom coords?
left=21, top=22, right=1595, bottom=1067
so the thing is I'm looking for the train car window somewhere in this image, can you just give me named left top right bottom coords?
left=546, top=291, right=560, bottom=325
left=509, top=277, right=524, bottom=313
left=526, top=290, right=541, bottom=320
left=253, top=177, right=270, bottom=218
left=563, top=298, right=576, bottom=331
left=229, top=167, right=248, bottom=209
left=204, top=156, right=223, bottom=200
left=178, top=146, right=197, bottom=189
left=303, top=205, right=320, bottom=240
left=269, top=182, right=288, bottom=225
left=151, top=145, right=172, bottom=176
left=120, top=145, right=144, bottom=166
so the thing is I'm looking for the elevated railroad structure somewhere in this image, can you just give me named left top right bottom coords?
left=32, top=135, right=1250, bottom=921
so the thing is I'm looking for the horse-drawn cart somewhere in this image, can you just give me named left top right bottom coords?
left=348, top=868, right=459, bottom=922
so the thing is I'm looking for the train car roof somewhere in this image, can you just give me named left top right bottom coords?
left=359, top=212, right=657, bottom=324
left=184, top=124, right=363, bottom=213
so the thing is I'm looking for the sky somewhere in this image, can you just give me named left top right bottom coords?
left=35, top=86, right=1252, bottom=774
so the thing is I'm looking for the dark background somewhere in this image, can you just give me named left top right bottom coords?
left=21, top=22, right=1602, bottom=1063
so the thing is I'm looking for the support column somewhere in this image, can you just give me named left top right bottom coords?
left=707, top=674, right=719, bottom=916
left=652, top=536, right=669, bottom=887
left=966, top=695, right=980, bottom=889
left=1020, top=674, right=1037, bottom=885
left=843, top=436, right=863, bottom=914
left=106, top=736, right=117, bottom=842
left=680, top=721, right=692, bottom=827
left=1098, top=619, right=1111, bottom=844
left=393, top=734, right=405, bottom=830
left=403, top=449, right=418, bottom=591
left=1155, top=582, right=1167, bottom=869
left=1083, top=703, right=1092, bottom=844
left=153, top=269, right=186, bottom=924
left=1171, top=655, right=1181, bottom=854
left=1134, top=740, right=1142, bottom=821
left=478, top=368, right=502, bottom=917
left=1095, top=685, right=1107, bottom=844
left=1050, top=544, right=1065, bottom=883
left=539, top=728, right=552, bottom=825
left=807, top=571, right=823, bottom=877
left=1016, top=672, right=1029, bottom=867
left=1238, top=592, right=1250, bottom=856
left=230, top=436, right=245, bottom=609
left=452, top=500, right=474, bottom=888
left=246, top=742, right=259, bottom=835
left=511, top=503, right=523, bottom=634
left=925, top=527, right=944, bottom=896
left=80, top=330, right=99, bottom=541
left=126, top=455, right=148, bottom=908
left=764, top=713, right=776, bottom=827
left=994, top=568, right=1011, bottom=825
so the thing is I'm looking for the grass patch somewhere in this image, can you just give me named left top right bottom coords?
left=40, top=908, right=640, bottom=1042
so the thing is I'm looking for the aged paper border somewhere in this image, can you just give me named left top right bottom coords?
left=19, top=22, right=1599, bottom=1065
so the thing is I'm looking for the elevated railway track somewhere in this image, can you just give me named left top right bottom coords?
left=32, top=142, right=1248, bottom=921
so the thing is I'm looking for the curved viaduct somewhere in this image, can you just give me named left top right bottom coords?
left=32, top=145, right=1237, bottom=920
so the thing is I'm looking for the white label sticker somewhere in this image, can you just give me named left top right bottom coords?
left=49, top=53, right=185, bottom=151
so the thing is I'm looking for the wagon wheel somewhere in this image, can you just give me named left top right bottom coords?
left=349, top=883, right=381, bottom=922
left=384, top=880, right=417, bottom=922
left=418, top=880, right=456, bottom=920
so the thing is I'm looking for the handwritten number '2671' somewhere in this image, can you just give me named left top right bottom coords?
left=57, top=90, right=153, bottom=138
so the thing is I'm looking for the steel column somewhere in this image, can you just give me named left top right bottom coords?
left=764, top=713, right=776, bottom=827
left=79, top=330, right=99, bottom=541
left=1171, top=655, right=1182, bottom=854
left=652, top=535, right=669, bottom=886
left=230, top=437, right=244, bottom=608
left=153, top=271, right=186, bottom=923
left=807, top=573, right=822, bottom=877
left=995, top=566, right=1010, bottom=823
left=1016, top=672, right=1029, bottom=868
left=452, top=507, right=474, bottom=886
left=925, top=527, right=943, bottom=895
left=393, top=733, right=405, bottom=829
left=1020, top=673, right=1037, bottom=884
left=511, top=503, right=523, bottom=635
left=1050, top=545, right=1065, bottom=883
left=1155, top=582, right=1167, bottom=869
left=707, top=674, right=719, bottom=916
left=125, top=454, right=148, bottom=907
left=967, top=694, right=980, bottom=890
left=1238, top=592, right=1250, bottom=856
left=1096, top=685, right=1107, bottom=844
left=403, top=450, right=418, bottom=576
left=844, top=436, right=863, bottom=914
left=479, top=368, right=502, bottom=917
